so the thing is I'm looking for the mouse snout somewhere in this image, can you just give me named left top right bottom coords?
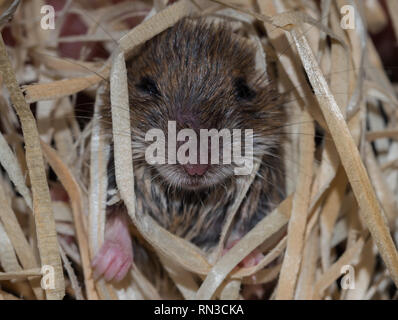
left=177, top=138, right=211, bottom=176
left=183, top=163, right=209, bottom=176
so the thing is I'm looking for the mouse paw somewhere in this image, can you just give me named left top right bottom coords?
left=239, top=250, right=264, bottom=268
left=224, top=239, right=264, bottom=268
left=92, top=214, right=133, bottom=282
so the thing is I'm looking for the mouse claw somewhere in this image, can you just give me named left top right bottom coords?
left=92, top=214, right=133, bottom=282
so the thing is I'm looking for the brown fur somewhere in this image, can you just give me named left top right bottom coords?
left=101, top=17, right=286, bottom=249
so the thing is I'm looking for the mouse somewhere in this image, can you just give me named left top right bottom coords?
left=91, top=16, right=286, bottom=284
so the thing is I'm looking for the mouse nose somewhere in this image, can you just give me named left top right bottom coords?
left=183, top=163, right=209, bottom=176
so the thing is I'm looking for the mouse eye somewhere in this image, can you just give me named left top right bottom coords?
left=136, top=76, right=160, bottom=96
left=234, top=77, right=256, bottom=101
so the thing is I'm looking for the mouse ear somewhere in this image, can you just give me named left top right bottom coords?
left=234, top=77, right=256, bottom=101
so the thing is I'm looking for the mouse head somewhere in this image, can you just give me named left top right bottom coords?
left=125, top=17, right=285, bottom=190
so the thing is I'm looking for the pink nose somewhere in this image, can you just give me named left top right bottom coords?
left=183, top=163, right=209, bottom=176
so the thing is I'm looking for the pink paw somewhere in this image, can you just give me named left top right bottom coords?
left=224, top=239, right=266, bottom=300
left=92, top=214, right=133, bottom=282
left=239, top=249, right=264, bottom=268
left=224, top=239, right=264, bottom=268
